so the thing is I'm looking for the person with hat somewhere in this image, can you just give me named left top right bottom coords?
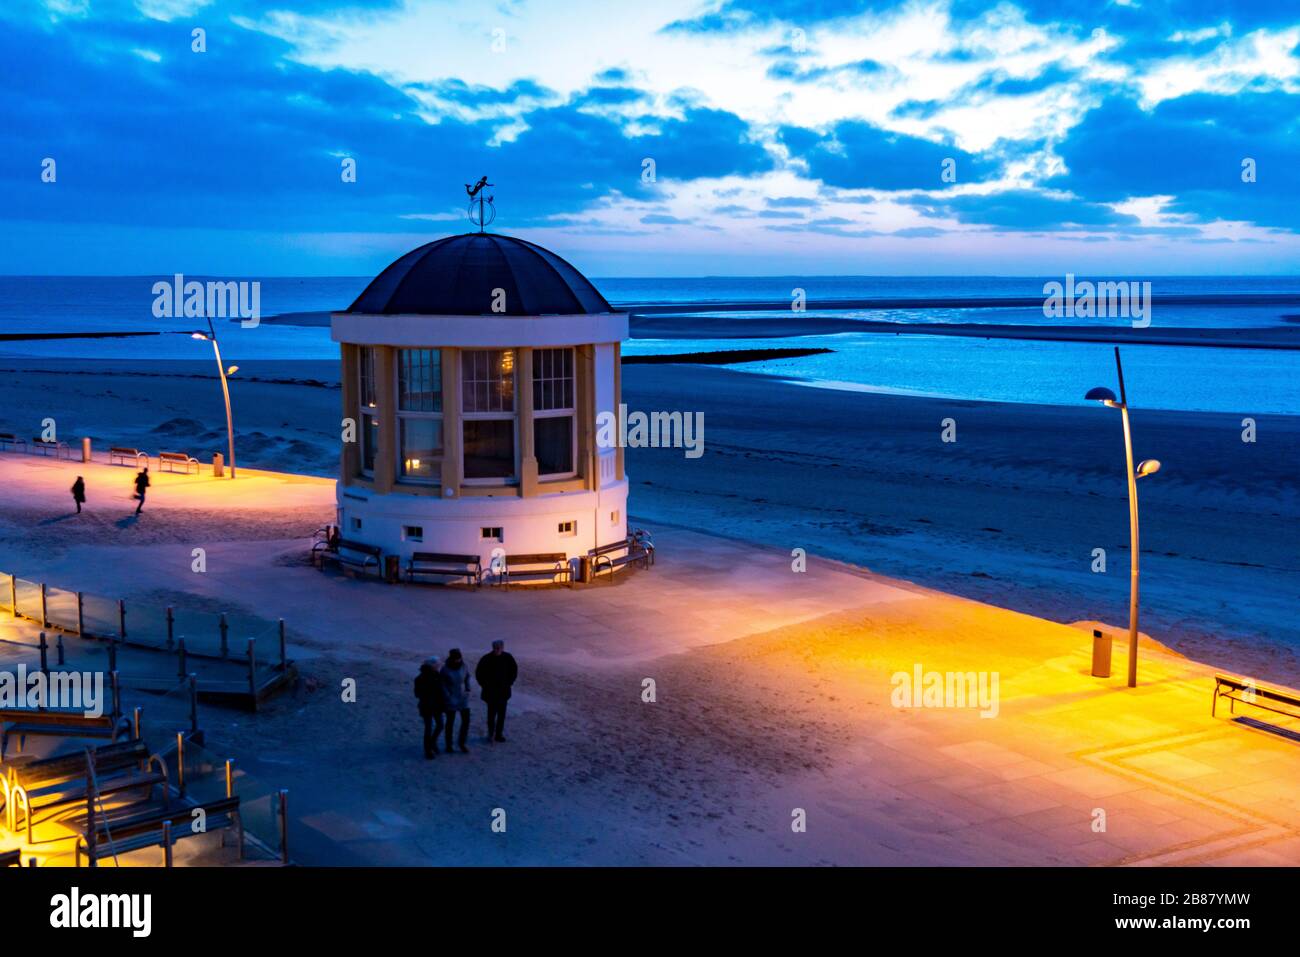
left=414, top=656, right=448, bottom=759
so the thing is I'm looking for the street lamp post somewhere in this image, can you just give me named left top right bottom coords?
left=192, top=318, right=237, bottom=479
left=1085, top=346, right=1160, bottom=688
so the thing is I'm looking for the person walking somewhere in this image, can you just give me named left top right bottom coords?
left=133, top=467, right=150, bottom=515
left=71, top=476, right=86, bottom=514
left=441, top=648, right=472, bottom=754
left=414, top=656, right=448, bottom=759
left=475, top=639, right=518, bottom=743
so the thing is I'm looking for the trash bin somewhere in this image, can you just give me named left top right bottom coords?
left=1091, top=629, right=1112, bottom=678
left=213, top=452, right=224, bottom=477
left=385, top=555, right=400, bottom=584
left=575, top=555, right=591, bottom=584
left=81, top=436, right=92, bottom=463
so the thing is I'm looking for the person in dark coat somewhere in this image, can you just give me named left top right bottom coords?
left=133, top=467, right=150, bottom=515
left=440, top=648, right=472, bottom=753
left=71, top=476, right=86, bottom=513
left=475, top=639, right=518, bottom=743
left=414, top=656, right=448, bottom=759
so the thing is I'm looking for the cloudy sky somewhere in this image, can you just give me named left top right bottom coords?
left=3, top=0, right=1298, bottom=276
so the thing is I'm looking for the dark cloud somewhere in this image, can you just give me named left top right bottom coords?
left=1046, top=92, right=1300, bottom=230
left=919, top=190, right=1139, bottom=230
left=0, top=11, right=771, bottom=239
left=665, top=0, right=897, bottom=32
left=779, top=120, right=996, bottom=190
left=571, top=86, right=650, bottom=107
left=765, top=57, right=889, bottom=83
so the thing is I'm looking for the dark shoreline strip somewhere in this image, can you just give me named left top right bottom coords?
left=0, top=331, right=162, bottom=341
left=831, top=323, right=1300, bottom=350
left=624, top=347, right=832, bottom=365
left=618, top=293, right=1300, bottom=314
left=0, top=367, right=338, bottom=388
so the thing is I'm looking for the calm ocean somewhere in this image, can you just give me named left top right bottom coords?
left=2, top=275, right=1298, bottom=414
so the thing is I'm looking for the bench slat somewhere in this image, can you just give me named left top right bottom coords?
left=1213, top=673, right=1300, bottom=720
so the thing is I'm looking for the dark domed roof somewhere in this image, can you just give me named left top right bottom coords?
left=348, top=233, right=612, bottom=316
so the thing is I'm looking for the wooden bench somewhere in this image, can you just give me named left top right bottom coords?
left=109, top=447, right=149, bottom=467
left=0, top=849, right=21, bottom=867
left=9, top=753, right=168, bottom=844
left=158, top=451, right=200, bottom=474
left=407, top=552, right=483, bottom=588
left=0, top=433, right=25, bottom=452
left=502, top=553, right=573, bottom=590
left=5, top=739, right=147, bottom=790
left=76, top=795, right=242, bottom=867
left=0, top=707, right=131, bottom=759
left=588, top=532, right=654, bottom=583
left=29, top=438, right=71, bottom=459
left=313, top=537, right=383, bottom=577
left=1213, top=673, right=1300, bottom=722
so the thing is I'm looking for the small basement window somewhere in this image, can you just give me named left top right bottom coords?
left=351, top=517, right=363, bottom=532
left=558, top=520, right=576, bottom=536
left=481, top=527, right=503, bottom=541
left=610, top=511, right=620, bottom=525
left=403, top=526, right=423, bottom=542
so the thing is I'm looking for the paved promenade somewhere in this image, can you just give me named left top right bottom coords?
left=1, top=453, right=1297, bottom=865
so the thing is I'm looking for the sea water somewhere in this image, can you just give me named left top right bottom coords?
left=1, top=275, right=1297, bottom=414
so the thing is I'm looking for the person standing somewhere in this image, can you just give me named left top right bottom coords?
left=414, top=656, right=448, bottom=759
left=133, top=467, right=150, bottom=515
left=71, top=476, right=86, bottom=514
left=475, top=639, right=518, bottom=743
left=440, top=648, right=472, bottom=754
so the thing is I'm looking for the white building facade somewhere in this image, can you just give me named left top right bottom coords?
left=331, top=233, right=629, bottom=570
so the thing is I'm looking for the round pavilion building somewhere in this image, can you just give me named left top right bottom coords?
left=331, top=232, right=629, bottom=575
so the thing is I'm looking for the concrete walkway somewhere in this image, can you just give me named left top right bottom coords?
left=1, top=452, right=1298, bottom=866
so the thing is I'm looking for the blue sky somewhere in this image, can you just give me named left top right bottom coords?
left=2, top=0, right=1298, bottom=276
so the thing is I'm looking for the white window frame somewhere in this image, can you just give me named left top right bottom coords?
left=532, top=346, right=577, bottom=480
left=395, top=348, right=443, bottom=486
left=358, top=346, right=379, bottom=478
left=461, top=349, right=518, bottom=486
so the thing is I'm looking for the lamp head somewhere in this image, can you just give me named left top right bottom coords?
left=226, top=365, right=239, bottom=375
left=1136, top=459, right=1161, bottom=478
left=191, top=332, right=209, bottom=341
left=1084, top=386, right=1118, bottom=407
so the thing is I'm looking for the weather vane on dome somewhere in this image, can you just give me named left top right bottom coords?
left=466, top=175, right=495, bottom=231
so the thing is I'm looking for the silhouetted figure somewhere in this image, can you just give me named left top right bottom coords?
left=133, top=467, right=150, bottom=515
left=71, top=476, right=85, bottom=514
left=414, top=656, right=448, bottom=759
left=441, top=648, right=472, bottom=753
left=476, top=639, right=518, bottom=743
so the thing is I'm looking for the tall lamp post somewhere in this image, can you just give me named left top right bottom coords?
left=1085, top=346, right=1161, bottom=688
left=191, top=318, right=238, bottom=479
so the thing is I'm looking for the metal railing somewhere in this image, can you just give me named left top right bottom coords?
left=0, top=570, right=290, bottom=702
